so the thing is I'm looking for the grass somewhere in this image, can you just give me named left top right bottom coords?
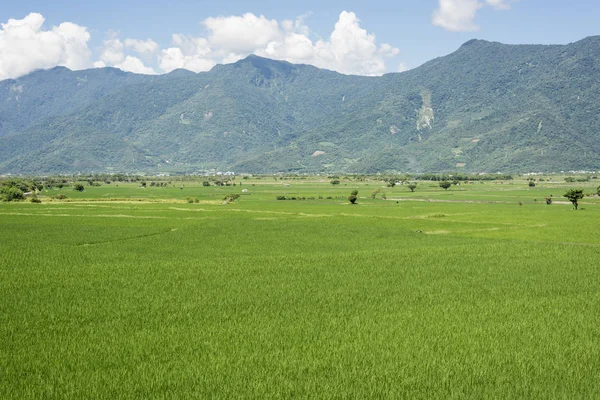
left=1, top=178, right=599, bottom=398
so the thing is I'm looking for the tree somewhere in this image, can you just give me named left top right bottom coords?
left=407, top=184, right=417, bottom=192
left=330, top=179, right=340, bottom=185
left=564, top=189, right=584, bottom=210
left=439, top=181, right=452, bottom=190
left=528, top=181, right=536, bottom=187
left=348, top=190, right=358, bottom=204
left=73, top=184, right=84, bottom=192
left=384, top=177, right=397, bottom=187
left=0, top=186, right=24, bottom=202
left=222, top=193, right=240, bottom=204
left=597, top=185, right=600, bottom=195
left=202, top=181, right=211, bottom=187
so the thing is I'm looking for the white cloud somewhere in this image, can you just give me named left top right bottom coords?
left=1, top=10, right=401, bottom=79
left=124, top=38, right=159, bottom=55
left=117, top=56, right=156, bottom=74
left=398, top=63, right=409, bottom=73
left=97, top=34, right=125, bottom=65
left=95, top=34, right=156, bottom=74
left=433, top=0, right=516, bottom=32
left=159, top=34, right=215, bottom=73
left=161, top=11, right=399, bottom=76
left=204, top=13, right=281, bottom=54
left=0, top=13, right=92, bottom=80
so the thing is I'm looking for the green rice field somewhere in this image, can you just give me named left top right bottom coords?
left=1, top=177, right=599, bottom=398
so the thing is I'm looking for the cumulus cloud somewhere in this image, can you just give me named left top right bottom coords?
left=0, top=13, right=92, bottom=80
left=433, top=0, right=516, bottom=31
left=1, top=10, right=401, bottom=79
left=204, top=13, right=280, bottom=54
left=124, top=38, right=159, bottom=55
left=159, top=34, right=216, bottom=73
left=161, top=11, right=399, bottom=76
left=95, top=34, right=156, bottom=74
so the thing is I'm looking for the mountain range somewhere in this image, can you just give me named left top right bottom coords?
left=1, top=36, right=599, bottom=174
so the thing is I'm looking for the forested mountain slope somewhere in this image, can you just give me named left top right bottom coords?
left=1, top=36, right=599, bottom=174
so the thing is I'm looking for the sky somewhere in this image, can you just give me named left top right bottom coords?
left=1, top=0, right=599, bottom=80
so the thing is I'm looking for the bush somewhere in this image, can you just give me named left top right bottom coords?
left=30, top=196, right=41, bottom=203
left=545, top=197, right=552, bottom=205
left=276, top=195, right=287, bottom=200
left=53, top=194, right=68, bottom=200
left=223, top=194, right=241, bottom=203
left=407, top=184, right=417, bottom=192
left=202, top=181, right=211, bottom=187
left=528, top=181, right=536, bottom=187
left=73, top=184, right=84, bottom=192
left=439, top=181, right=452, bottom=190
left=348, top=190, right=359, bottom=204
left=1, top=186, right=25, bottom=202
left=330, top=180, right=340, bottom=185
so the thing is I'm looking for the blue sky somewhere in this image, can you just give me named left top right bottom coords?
left=1, top=0, right=599, bottom=80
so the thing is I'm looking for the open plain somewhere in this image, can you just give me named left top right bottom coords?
left=1, top=177, right=599, bottom=398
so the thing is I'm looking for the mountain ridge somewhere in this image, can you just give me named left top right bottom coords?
left=1, top=36, right=599, bottom=174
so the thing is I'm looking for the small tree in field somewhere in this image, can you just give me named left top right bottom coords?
left=439, top=181, right=452, bottom=190
left=73, top=183, right=84, bottom=192
left=564, top=189, right=584, bottom=210
left=407, top=184, right=417, bottom=192
left=348, top=190, right=358, bottom=204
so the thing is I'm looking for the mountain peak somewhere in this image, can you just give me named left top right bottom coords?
left=460, top=39, right=495, bottom=48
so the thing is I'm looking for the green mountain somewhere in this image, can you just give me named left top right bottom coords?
left=1, top=36, right=599, bottom=174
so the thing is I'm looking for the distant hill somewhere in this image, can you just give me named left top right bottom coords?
left=1, top=36, right=599, bottom=174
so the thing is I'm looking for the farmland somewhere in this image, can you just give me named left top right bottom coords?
left=1, top=176, right=600, bottom=398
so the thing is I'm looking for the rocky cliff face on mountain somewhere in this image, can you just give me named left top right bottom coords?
left=1, top=36, right=599, bottom=174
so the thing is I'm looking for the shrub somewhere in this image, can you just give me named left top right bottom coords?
left=528, top=181, right=536, bottom=187
left=439, top=181, right=452, bottom=190
left=407, top=184, right=417, bottom=192
left=73, top=184, right=84, bottom=192
left=330, top=180, right=340, bottom=185
left=1, top=186, right=25, bottom=202
left=545, top=197, right=552, bottom=205
left=223, top=194, right=241, bottom=203
left=53, top=194, right=68, bottom=200
left=276, top=195, right=287, bottom=200
left=30, top=196, right=41, bottom=203
left=202, top=181, right=211, bottom=187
